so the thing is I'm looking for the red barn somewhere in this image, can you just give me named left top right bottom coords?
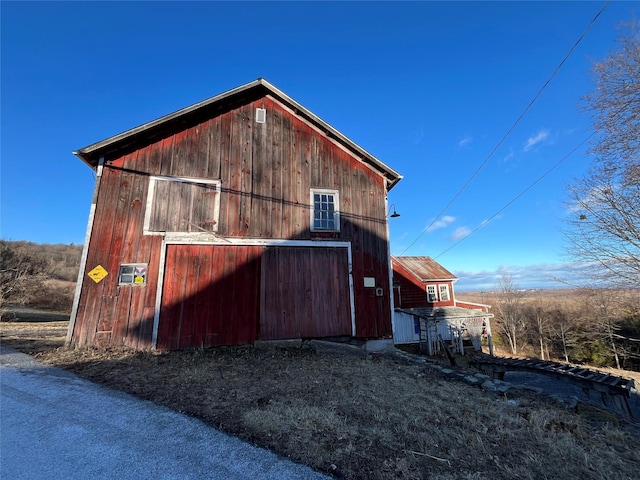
left=67, top=79, right=402, bottom=350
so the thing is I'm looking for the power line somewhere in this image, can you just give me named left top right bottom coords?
left=399, top=0, right=610, bottom=256
left=433, top=132, right=595, bottom=260
left=434, top=93, right=630, bottom=260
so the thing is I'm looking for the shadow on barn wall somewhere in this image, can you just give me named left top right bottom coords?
left=70, top=182, right=392, bottom=350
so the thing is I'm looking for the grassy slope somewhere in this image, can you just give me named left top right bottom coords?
left=1, top=318, right=639, bottom=480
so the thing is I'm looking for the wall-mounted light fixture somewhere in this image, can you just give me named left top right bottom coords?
left=389, top=204, right=401, bottom=218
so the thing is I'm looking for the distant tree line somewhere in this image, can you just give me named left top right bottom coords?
left=0, top=240, right=82, bottom=311
left=487, top=274, right=640, bottom=372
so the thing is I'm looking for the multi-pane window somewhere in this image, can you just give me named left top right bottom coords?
left=439, top=284, right=450, bottom=302
left=311, top=189, right=340, bottom=232
left=119, top=264, right=147, bottom=286
left=427, top=285, right=438, bottom=303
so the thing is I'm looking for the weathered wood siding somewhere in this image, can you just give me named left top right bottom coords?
left=260, top=246, right=351, bottom=340
left=72, top=165, right=163, bottom=350
left=158, top=244, right=262, bottom=349
left=71, top=94, right=392, bottom=349
left=392, top=263, right=429, bottom=309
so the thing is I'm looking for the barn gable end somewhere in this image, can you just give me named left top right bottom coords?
left=68, top=79, right=402, bottom=350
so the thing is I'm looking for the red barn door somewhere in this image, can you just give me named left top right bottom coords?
left=157, top=244, right=262, bottom=349
left=259, top=246, right=352, bottom=340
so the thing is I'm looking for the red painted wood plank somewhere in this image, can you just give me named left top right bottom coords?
left=147, top=140, right=163, bottom=176
left=157, top=245, right=174, bottom=350
left=239, top=104, right=253, bottom=236
left=158, top=245, right=188, bottom=350
left=280, top=114, right=293, bottom=238
left=273, top=110, right=286, bottom=239
left=206, top=245, right=225, bottom=346
left=206, top=117, right=222, bottom=180
left=159, top=136, right=175, bottom=177
left=260, top=247, right=289, bottom=339
left=111, top=168, right=139, bottom=347
left=190, top=244, right=212, bottom=348
left=171, top=130, right=189, bottom=177
left=251, top=100, right=270, bottom=238
left=226, top=110, right=243, bottom=236
left=79, top=167, right=125, bottom=346
left=177, top=245, right=202, bottom=348
left=185, top=127, right=200, bottom=177
left=290, top=122, right=306, bottom=237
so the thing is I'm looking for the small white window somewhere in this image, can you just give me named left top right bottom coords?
left=119, top=264, right=147, bottom=286
left=311, top=189, right=340, bottom=232
left=439, top=284, right=450, bottom=302
left=427, top=285, right=437, bottom=303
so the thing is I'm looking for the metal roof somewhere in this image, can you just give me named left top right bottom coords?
left=73, top=78, right=402, bottom=190
left=392, top=256, right=457, bottom=282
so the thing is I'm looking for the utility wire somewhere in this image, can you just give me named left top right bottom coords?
left=433, top=94, right=629, bottom=260
left=399, top=0, right=610, bottom=256
left=433, top=132, right=595, bottom=260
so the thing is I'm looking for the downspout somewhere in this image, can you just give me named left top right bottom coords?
left=66, top=157, right=104, bottom=345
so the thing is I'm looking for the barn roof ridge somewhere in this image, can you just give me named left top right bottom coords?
left=73, top=78, right=402, bottom=190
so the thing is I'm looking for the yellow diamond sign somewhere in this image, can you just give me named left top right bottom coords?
left=88, top=265, right=108, bottom=284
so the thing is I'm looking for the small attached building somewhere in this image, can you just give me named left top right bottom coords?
left=67, top=79, right=402, bottom=351
left=391, top=256, right=493, bottom=354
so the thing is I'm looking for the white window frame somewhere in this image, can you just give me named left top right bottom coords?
left=118, top=263, right=148, bottom=286
left=143, top=175, right=221, bottom=235
left=426, top=285, right=438, bottom=303
left=438, top=284, right=451, bottom=302
left=310, top=188, right=340, bottom=232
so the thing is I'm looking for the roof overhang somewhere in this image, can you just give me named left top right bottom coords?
left=391, top=256, right=458, bottom=283
left=397, top=307, right=493, bottom=320
left=73, top=78, right=402, bottom=190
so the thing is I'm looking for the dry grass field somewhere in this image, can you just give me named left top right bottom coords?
left=2, top=313, right=639, bottom=480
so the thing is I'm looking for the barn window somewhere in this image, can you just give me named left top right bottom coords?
left=439, top=284, right=450, bottom=302
left=119, top=264, right=147, bottom=286
left=144, top=176, right=221, bottom=234
left=427, top=285, right=437, bottom=303
left=311, top=189, right=340, bottom=232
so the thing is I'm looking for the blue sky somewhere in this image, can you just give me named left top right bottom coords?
left=1, top=1, right=635, bottom=290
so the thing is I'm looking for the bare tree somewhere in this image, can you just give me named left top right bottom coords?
left=493, top=274, right=526, bottom=355
left=549, top=301, right=582, bottom=364
left=524, top=300, right=553, bottom=361
left=577, top=288, right=640, bottom=370
left=0, top=241, right=49, bottom=308
left=596, top=295, right=622, bottom=369
left=565, top=21, right=640, bottom=287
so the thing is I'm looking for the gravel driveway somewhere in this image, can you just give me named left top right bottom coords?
left=1, top=346, right=329, bottom=480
